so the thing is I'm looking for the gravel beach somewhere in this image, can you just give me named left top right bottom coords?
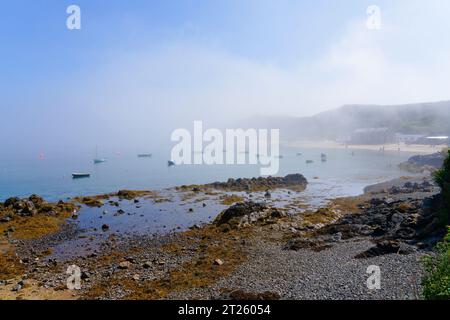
left=167, top=238, right=424, bottom=300
left=0, top=174, right=442, bottom=300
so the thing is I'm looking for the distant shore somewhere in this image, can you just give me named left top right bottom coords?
left=286, top=140, right=447, bottom=154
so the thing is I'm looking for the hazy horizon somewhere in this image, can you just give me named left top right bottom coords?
left=1, top=0, right=450, bottom=156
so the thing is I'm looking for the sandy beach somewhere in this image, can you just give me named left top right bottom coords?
left=285, top=141, right=447, bottom=154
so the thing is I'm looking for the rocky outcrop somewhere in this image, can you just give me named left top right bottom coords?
left=324, top=196, right=440, bottom=239
left=0, top=195, right=78, bottom=221
left=409, top=153, right=445, bottom=168
left=354, top=240, right=417, bottom=258
left=208, top=174, right=308, bottom=192
left=386, top=181, right=434, bottom=194
left=214, top=201, right=285, bottom=230
left=285, top=178, right=445, bottom=258
left=399, top=152, right=445, bottom=173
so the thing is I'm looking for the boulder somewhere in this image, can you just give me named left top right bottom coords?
left=214, top=201, right=285, bottom=229
left=355, top=240, right=416, bottom=258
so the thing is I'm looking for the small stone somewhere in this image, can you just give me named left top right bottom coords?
left=0, top=216, right=12, bottom=223
left=118, top=261, right=132, bottom=269
left=213, top=259, right=224, bottom=266
left=12, top=281, right=23, bottom=292
left=101, top=224, right=110, bottom=232
left=132, top=274, right=140, bottom=281
left=143, top=261, right=152, bottom=269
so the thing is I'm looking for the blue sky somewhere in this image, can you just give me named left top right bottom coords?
left=1, top=0, right=450, bottom=154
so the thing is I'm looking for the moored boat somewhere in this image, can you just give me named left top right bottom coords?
left=72, top=173, right=91, bottom=179
left=93, top=146, right=106, bottom=164
left=137, top=154, right=152, bottom=158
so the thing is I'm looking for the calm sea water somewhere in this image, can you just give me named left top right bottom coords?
left=2, top=146, right=417, bottom=258
left=0, top=147, right=414, bottom=202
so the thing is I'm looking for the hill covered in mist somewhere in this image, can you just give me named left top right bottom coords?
left=246, top=100, right=450, bottom=142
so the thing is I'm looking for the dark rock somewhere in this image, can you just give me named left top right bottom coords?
left=408, top=153, right=444, bottom=168
left=355, top=240, right=416, bottom=258
left=4, top=197, right=20, bottom=208
left=28, top=194, right=45, bottom=206
left=214, top=201, right=284, bottom=228
left=284, top=238, right=332, bottom=252
left=208, top=174, right=307, bottom=192
left=0, top=216, right=12, bottom=223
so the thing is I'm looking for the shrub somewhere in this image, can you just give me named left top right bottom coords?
left=422, top=227, right=450, bottom=299
left=433, top=150, right=450, bottom=226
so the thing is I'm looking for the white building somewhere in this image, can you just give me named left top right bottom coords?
left=395, top=133, right=425, bottom=144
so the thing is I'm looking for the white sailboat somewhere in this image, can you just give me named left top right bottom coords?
left=93, top=146, right=107, bottom=164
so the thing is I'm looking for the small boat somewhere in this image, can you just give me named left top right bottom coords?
left=306, top=160, right=314, bottom=164
left=72, top=173, right=91, bottom=179
left=137, top=154, right=152, bottom=158
left=321, top=153, right=327, bottom=162
left=296, top=153, right=302, bottom=156
left=168, top=160, right=176, bottom=167
left=93, top=146, right=106, bottom=164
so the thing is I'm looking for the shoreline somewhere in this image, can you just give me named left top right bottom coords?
left=284, top=140, right=447, bottom=154
left=0, top=174, right=443, bottom=300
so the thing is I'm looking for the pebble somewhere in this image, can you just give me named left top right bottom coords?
left=214, top=259, right=224, bottom=266
left=118, top=261, right=132, bottom=269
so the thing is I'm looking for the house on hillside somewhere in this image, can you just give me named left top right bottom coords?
left=349, top=127, right=394, bottom=145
